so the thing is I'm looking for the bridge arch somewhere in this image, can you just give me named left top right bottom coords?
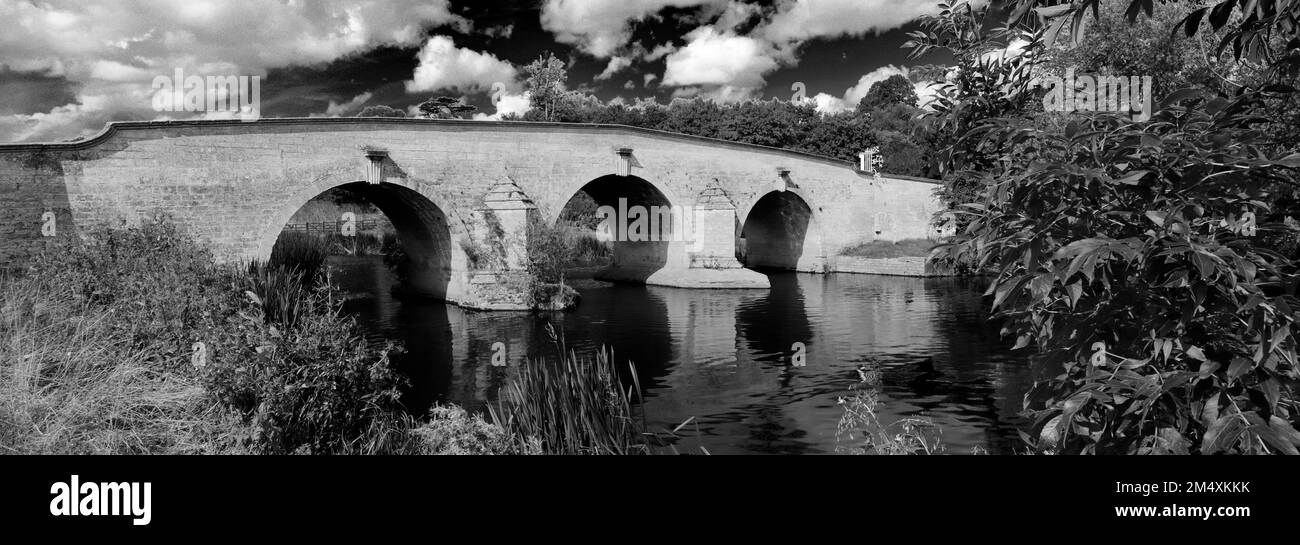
left=555, top=174, right=685, bottom=283
left=738, top=189, right=827, bottom=272
left=260, top=178, right=464, bottom=301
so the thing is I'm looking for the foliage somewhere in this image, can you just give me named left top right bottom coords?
left=914, top=1, right=1300, bottom=454
left=526, top=217, right=583, bottom=310
left=408, top=405, right=541, bottom=454
left=523, top=52, right=569, bottom=122
left=356, top=105, right=407, bottom=118
left=839, top=238, right=937, bottom=258
left=489, top=325, right=650, bottom=455
left=858, top=74, right=920, bottom=111
left=0, top=219, right=431, bottom=454
left=416, top=96, right=477, bottom=119
left=269, top=231, right=330, bottom=283
left=511, top=52, right=933, bottom=173
left=836, top=375, right=945, bottom=455
left=0, top=277, right=251, bottom=454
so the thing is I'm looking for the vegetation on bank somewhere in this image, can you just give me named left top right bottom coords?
left=0, top=220, right=533, bottom=454
left=839, top=238, right=937, bottom=259
left=916, top=1, right=1300, bottom=454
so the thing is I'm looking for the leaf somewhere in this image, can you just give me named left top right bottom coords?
left=1208, top=0, right=1235, bottom=31
left=992, top=276, right=1030, bottom=311
left=1227, top=357, right=1252, bottom=379
left=1185, top=345, right=1207, bottom=361
left=1269, top=416, right=1300, bottom=447
left=1159, top=87, right=1204, bottom=109
left=1180, top=7, right=1209, bottom=37
left=1250, top=424, right=1299, bottom=455
left=1261, top=378, right=1279, bottom=410
left=1066, top=282, right=1083, bottom=308
left=1202, top=394, right=1221, bottom=428
left=1053, top=238, right=1108, bottom=260
left=1114, top=170, right=1149, bottom=185
left=1201, top=413, right=1246, bottom=454
left=1034, top=4, right=1074, bottom=19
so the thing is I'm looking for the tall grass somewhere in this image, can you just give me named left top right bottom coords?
left=489, top=325, right=650, bottom=455
left=0, top=272, right=251, bottom=454
left=0, top=219, right=529, bottom=455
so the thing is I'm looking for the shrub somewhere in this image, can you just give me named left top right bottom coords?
left=835, top=371, right=945, bottom=455
left=0, top=218, right=418, bottom=454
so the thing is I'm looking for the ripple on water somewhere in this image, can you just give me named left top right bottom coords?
left=330, top=257, right=1034, bottom=454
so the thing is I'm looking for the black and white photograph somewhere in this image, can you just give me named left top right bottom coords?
left=1, top=0, right=1297, bottom=530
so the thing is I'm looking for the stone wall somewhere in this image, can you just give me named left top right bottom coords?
left=833, top=256, right=944, bottom=277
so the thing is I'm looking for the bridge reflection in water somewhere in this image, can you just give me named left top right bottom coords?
left=331, top=256, right=1033, bottom=455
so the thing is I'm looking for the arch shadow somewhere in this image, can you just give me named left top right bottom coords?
left=261, top=181, right=456, bottom=301
left=557, top=174, right=677, bottom=283
left=739, top=190, right=825, bottom=272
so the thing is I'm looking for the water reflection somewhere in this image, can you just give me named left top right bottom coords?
left=330, top=256, right=1032, bottom=454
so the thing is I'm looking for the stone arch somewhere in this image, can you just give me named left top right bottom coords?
left=738, top=189, right=827, bottom=272
left=259, top=177, right=464, bottom=302
left=555, top=174, right=681, bottom=283
left=547, top=173, right=683, bottom=226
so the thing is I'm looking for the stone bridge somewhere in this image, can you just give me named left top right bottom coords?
left=0, top=118, right=943, bottom=310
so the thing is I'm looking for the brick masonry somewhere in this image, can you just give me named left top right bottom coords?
left=0, top=118, right=946, bottom=307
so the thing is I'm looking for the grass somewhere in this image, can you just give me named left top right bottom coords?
left=489, top=324, right=652, bottom=455
left=0, top=219, right=527, bottom=455
left=839, top=238, right=937, bottom=259
left=0, top=279, right=254, bottom=454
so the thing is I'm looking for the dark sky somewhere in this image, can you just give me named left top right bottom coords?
left=0, top=0, right=957, bottom=142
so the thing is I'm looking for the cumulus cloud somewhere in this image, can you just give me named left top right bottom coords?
left=473, top=91, right=532, bottom=121
left=644, top=44, right=677, bottom=62
left=0, top=0, right=469, bottom=142
left=760, top=0, right=942, bottom=45
left=652, top=1, right=950, bottom=103
left=317, top=92, right=374, bottom=117
left=595, top=56, right=635, bottom=81
left=405, top=36, right=520, bottom=94
left=540, top=0, right=726, bottom=58
left=662, top=26, right=779, bottom=99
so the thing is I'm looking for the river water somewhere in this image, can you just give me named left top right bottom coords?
left=330, top=256, right=1034, bottom=454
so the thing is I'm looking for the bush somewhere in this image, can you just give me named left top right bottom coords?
left=0, top=218, right=419, bottom=454
left=409, top=406, right=541, bottom=455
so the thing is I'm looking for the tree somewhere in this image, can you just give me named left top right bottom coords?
left=910, top=0, right=1300, bottom=455
left=356, top=105, right=406, bottom=118
left=522, top=52, right=568, bottom=122
left=857, top=74, right=919, bottom=112
left=416, top=96, right=477, bottom=119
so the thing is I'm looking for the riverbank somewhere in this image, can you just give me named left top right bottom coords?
left=0, top=220, right=533, bottom=455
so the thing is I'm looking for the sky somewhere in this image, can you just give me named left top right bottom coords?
left=0, top=0, right=960, bottom=143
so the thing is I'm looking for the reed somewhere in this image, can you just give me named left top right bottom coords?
left=489, top=325, right=650, bottom=455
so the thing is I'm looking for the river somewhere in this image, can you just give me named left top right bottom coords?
left=329, top=255, right=1034, bottom=454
